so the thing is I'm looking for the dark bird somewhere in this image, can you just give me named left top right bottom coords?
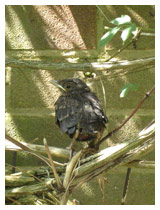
left=50, top=78, right=108, bottom=150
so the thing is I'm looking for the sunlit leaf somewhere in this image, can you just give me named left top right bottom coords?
left=120, top=83, right=132, bottom=98
left=110, top=15, right=131, bottom=26
left=104, top=26, right=111, bottom=30
left=98, top=26, right=121, bottom=49
left=121, top=23, right=137, bottom=44
left=120, top=83, right=138, bottom=98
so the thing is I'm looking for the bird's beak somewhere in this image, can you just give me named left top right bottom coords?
left=50, top=80, right=66, bottom=92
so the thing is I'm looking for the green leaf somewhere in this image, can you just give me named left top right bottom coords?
left=110, top=15, right=132, bottom=26
left=120, top=83, right=132, bottom=98
left=132, top=83, right=139, bottom=91
left=121, top=23, right=137, bottom=44
left=120, top=83, right=138, bottom=98
left=98, top=26, right=121, bottom=49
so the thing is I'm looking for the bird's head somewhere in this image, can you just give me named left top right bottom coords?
left=50, top=78, right=90, bottom=94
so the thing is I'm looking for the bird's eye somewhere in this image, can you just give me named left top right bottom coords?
left=64, top=82, right=73, bottom=90
left=66, top=84, right=71, bottom=89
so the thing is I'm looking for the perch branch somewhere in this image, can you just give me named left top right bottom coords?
left=5, top=120, right=154, bottom=202
left=71, top=120, right=154, bottom=190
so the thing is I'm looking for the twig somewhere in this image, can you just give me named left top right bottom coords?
left=121, top=168, right=131, bottom=205
left=5, top=163, right=43, bottom=184
left=5, top=138, right=71, bottom=159
left=5, top=133, right=33, bottom=153
left=11, top=151, right=17, bottom=173
left=98, top=173, right=107, bottom=204
left=43, top=138, right=62, bottom=189
left=97, top=85, right=155, bottom=146
left=99, top=76, right=107, bottom=113
left=124, top=160, right=155, bottom=169
left=5, top=178, right=54, bottom=197
left=60, top=151, right=83, bottom=205
left=6, top=196, right=22, bottom=205
left=63, top=150, right=83, bottom=189
left=103, top=28, right=142, bottom=62
left=96, top=5, right=110, bottom=23
left=5, top=133, right=63, bottom=167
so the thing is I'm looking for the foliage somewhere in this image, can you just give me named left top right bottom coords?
left=98, top=15, right=137, bottom=49
left=120, top=83, right=139, bottom=98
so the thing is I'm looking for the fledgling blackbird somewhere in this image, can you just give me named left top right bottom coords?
left=50, top=78, right=108, bottom=149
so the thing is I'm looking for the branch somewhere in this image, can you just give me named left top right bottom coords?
left=97, top=85, right=155, bottom=146
left=5, top=135, right=71, bottom=159
left=103, top=28, right=142, bottom=62
left=5, top=57, right=154, bottom=71
left=5, top=120, right=154, bottom=204
left=5, top=159, right=154, bottom=189
left=124, top=160, right=155, bottom=169
left=5, top=134, right=65, bottom=167
left=43, top=138, right=63, bottom=189
left=71, top=120, right=154, bottom=190
left=5, top=178, right=54, bottom=197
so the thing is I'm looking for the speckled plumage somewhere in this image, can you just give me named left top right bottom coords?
left=54, top=78, right=108, bottom=142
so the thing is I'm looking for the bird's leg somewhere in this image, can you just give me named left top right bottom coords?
left=88, top=130, right=103, bottom=152
left=67, top=129, right=79, bottom=150
left=67, top=129, right=79, bottom=159
left=88, top=130, right=103, bottom=154
left=95, top=128, right=105, bottom=149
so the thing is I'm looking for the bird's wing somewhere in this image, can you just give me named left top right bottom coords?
left=83, top=92, right=108, bottom=124
left=55, top=96, right=79, bottom=135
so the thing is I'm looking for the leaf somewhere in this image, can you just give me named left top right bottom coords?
left=120, top=83, right=138, bottom=98
left=132, top=83, right=139, bottom=91
left=110, top=15, right=132, bottom=26
left=121, top=23, right=137, bottom=44
left=120, top=83, right=132, bottom=98
left=98, top=26, right=121, bottom=49
left=104, top=26, right=111, bottom=30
